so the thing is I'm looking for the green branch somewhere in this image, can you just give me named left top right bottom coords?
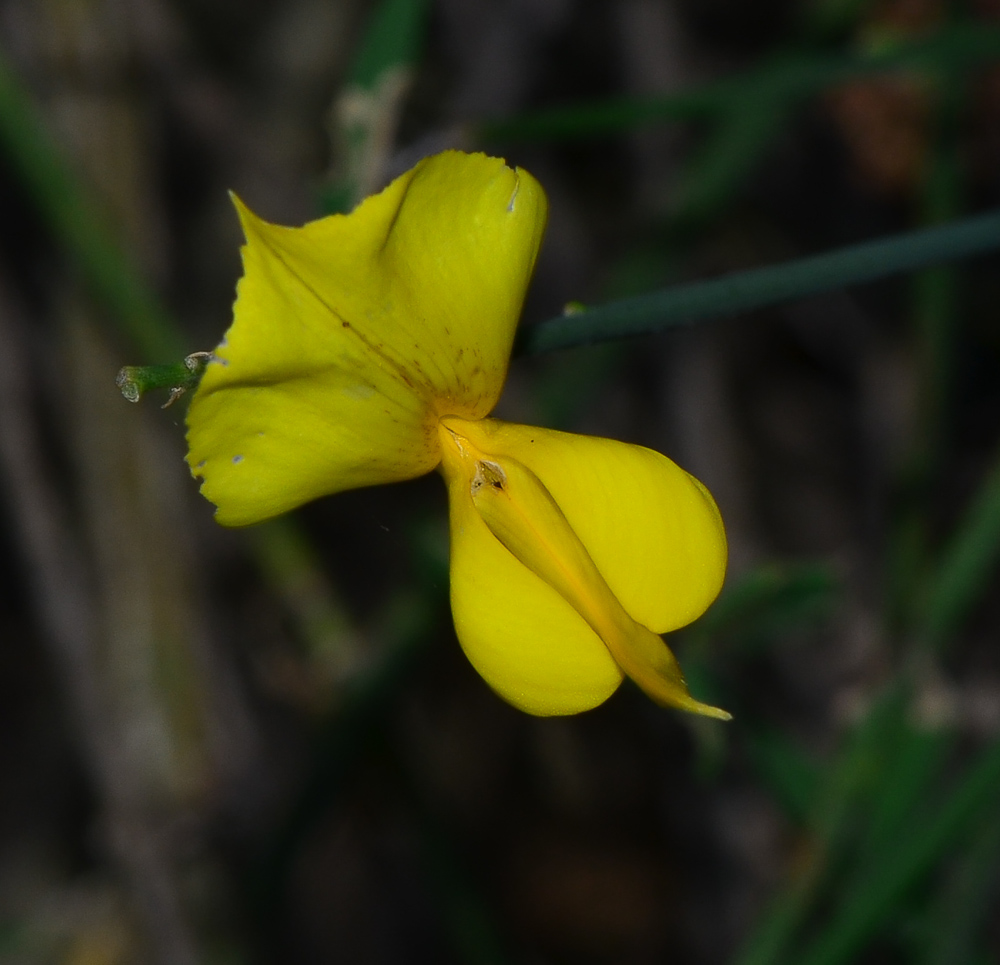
left=479, top=22, right=1000, bottom=143
left=0, top=54, right=181, bottom=360
left=116, top=353, right=212, bottom=406
left=519, top=209, right=1000, bottom=355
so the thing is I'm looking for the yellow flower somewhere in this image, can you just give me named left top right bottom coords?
left=186, top=150, right=729, bottom=719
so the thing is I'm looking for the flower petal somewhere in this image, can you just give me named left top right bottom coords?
left=457, top=420, right=727, bottom=634
left=444, top=459, right=624, bottom=716
left=468, top=446, right=728, bottom=718
left=439, top=417, right=728, bottom=718
left=186, top=151, right=547, bottom=525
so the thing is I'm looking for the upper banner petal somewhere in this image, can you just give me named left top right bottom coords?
left=186, top=151, right=547, bottom=525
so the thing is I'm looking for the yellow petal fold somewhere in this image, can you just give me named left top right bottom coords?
left=452, top=419, right=728, bottom=633
left=442, top=437, right=623, bottom=716
left=438, top=417, right=728, bottom=717
left=186, top=151, right=548, bottom=525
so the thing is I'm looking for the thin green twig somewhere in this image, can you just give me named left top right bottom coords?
left=478, top=23, right=1000, bottom=143
left=917, top=807, right=1000, bottom=965
left=0, top=53, right=180, bottom=360
left=518, top=209, right=1000, bottom=355
left=0, top=43, right=405, bottom=764
left=917, top=452, right=1000, bottom=651
left=795, top=736, right=1000, bottom=965
left=733, top=685, right=911, bottom=965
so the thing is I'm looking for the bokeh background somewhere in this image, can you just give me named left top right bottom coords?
left=3, top=0, right=1000, bottom=963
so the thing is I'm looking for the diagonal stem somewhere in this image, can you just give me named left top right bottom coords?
left=519, top=209, right=1000, bottom=354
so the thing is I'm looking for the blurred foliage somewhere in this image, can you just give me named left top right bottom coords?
left=2, top=0, right=1000, bottom=963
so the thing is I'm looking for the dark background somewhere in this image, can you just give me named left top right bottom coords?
left=2, top=0, right=1000, bottom=963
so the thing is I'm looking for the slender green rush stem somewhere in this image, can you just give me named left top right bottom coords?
left=668, top=96, right=789, bottom=231
left=479, top=23, right=1000, bottom=143
left=885, top=73, right=965, bottom=636
left=0, top=50, right=397, bottom=765
left=796, top=736, right=1000, bottom=965
left=519, top=209, right=1000, bottom=355
left=917, top=451, right=1000, bottom=652
left=0, top=53, right=181, bottom=360
left=917, top=807, right=1000, bottom=965
left=733, top=684, right=910, bottom=965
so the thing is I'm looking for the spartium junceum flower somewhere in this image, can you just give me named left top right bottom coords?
left=186, top=150, right=730, bottom=719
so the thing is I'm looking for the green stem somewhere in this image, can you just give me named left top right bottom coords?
left=0, top=53, right=181, bottom=360
left=733, top=685, right=910, bottom=965
left=478, top=23, right=1000, bottom=143
left=917, top=807, right=1000, bottom=965
left=116, top=353, right=211, bottom=406
left=885, top=72, right=965, bottom=634
left=519, top=209, right=1000, bottom=355
left=918, top=451, right=1000, bottom=651
left=796, top=737, right=1000, bottom=965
